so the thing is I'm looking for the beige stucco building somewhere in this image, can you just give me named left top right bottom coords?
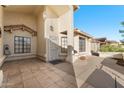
left=0, top=5, right=79, bottom=66
left=73, top=29, right=92, bottom=62
left=91, top=39, right=100, bottom=52
left=60, top=28, right=93, bottom=62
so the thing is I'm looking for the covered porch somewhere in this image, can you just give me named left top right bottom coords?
left=0, top=5, right=75, bottom=86
left=0, top=5, right=74, bottom=63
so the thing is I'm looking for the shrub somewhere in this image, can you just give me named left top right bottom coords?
left=100, top=45, right=124, bottom=52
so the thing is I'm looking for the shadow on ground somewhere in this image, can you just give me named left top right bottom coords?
left=49, top=60, right=77, bottom=87
left=49, top=61, right=75, bottom=76
left=73, top=56, right=124, bottom=88
left=81, top=69, right=123, bottom=88
left=101, top=57, right=124, bottom=75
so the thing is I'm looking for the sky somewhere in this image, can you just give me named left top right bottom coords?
left=74, top=5, right=124, bottom=42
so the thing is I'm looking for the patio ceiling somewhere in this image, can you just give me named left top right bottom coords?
left=3, top=5, right=76, bottom=17
left=47, top=5, right=70, bottom=16
left=3, top=5, right=44, bottom=15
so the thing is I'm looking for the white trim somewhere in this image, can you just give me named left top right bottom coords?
left=5, top=54, right=36, bottom=61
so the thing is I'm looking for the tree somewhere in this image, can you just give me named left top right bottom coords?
left=119, top=22, right=124, bottom=44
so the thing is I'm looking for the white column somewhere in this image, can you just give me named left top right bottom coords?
left=37, top=6, right=47, bottom=61
left=66, top=6, right=74, bottom=63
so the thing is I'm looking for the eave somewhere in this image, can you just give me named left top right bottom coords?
left=73, top=5, right=79, bottom=11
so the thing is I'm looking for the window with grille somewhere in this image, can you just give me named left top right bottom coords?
left=14, top=36, right=31, bottom=54
left=61, top=37, right=67, bottom=53
left=79, top=37, right=85, bottom=52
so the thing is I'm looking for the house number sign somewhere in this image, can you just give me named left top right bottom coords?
left=50, top=25, right=54, bottom=31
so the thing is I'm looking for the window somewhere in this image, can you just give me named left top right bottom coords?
left=61, top=37, right=67, bottom=53
left=14, top=36, right=31, bottom=54
left=79, top=37, right=85, bottom=52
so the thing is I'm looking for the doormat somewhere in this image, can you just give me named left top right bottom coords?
left=49, top=60, right=64, bottom=65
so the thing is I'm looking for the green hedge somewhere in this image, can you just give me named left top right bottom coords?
left=100, top=45, right=124, bottom=52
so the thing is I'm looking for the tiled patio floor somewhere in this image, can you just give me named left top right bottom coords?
left=0, top=58, right=77, bottom=88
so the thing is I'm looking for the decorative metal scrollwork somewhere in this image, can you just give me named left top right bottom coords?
left=4, top=24, right=37, bottom=36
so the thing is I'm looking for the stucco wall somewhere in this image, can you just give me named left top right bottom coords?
left=36, top=6, right=61, bottom=61
left=3, top=11, right=37, bottom=30
left=44, top=6, right=59, bottom=61
left=87, top=38, right=91, bottom=54
left=74, top=35, right=79, bottom=53
left=58, top=6, right=74, bottom=62
left=0, top=6, right=3, bottom=27
left=58, top=9, right=72, bottom=56
left=2, top=6, right=74, bottom=62
left=0, top=6, right=6, bottom=67
left=58, top=8, right=74, bottom=47
left=73, top=35, right=91, bottom=62
left=74, top=35, right=91, bottom=55
left=3, top=11, right=37, bottom=60
left=58, top=9, right=73, bottom=46
left=45, top=6, right=74, bottom=62
left=4, top=30, right=37, bottom=60
left=91, top=42, right=100, bottom=52
left=37, top=11, right=47, bottom=61
left=45, top=6, right=58, bottom=18
left=43, top=6, right=74, bottom=62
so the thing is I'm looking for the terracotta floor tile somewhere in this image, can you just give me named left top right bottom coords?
left=55, top=80, right=71, bottom=88
left=7, top=74, right=22, bottom=85
left=1, top=58, right=77, bottom=88
left=38, top=78, right=55, bottom=88
left=6, top=76, right=22, bottom=88
left=47, top=83, right=60, bottom=88
left=21, top=72, right=34, bottom=81
left=23, top=78, right=41, bottom=88
left=6, top=82, right=24, bottom=88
